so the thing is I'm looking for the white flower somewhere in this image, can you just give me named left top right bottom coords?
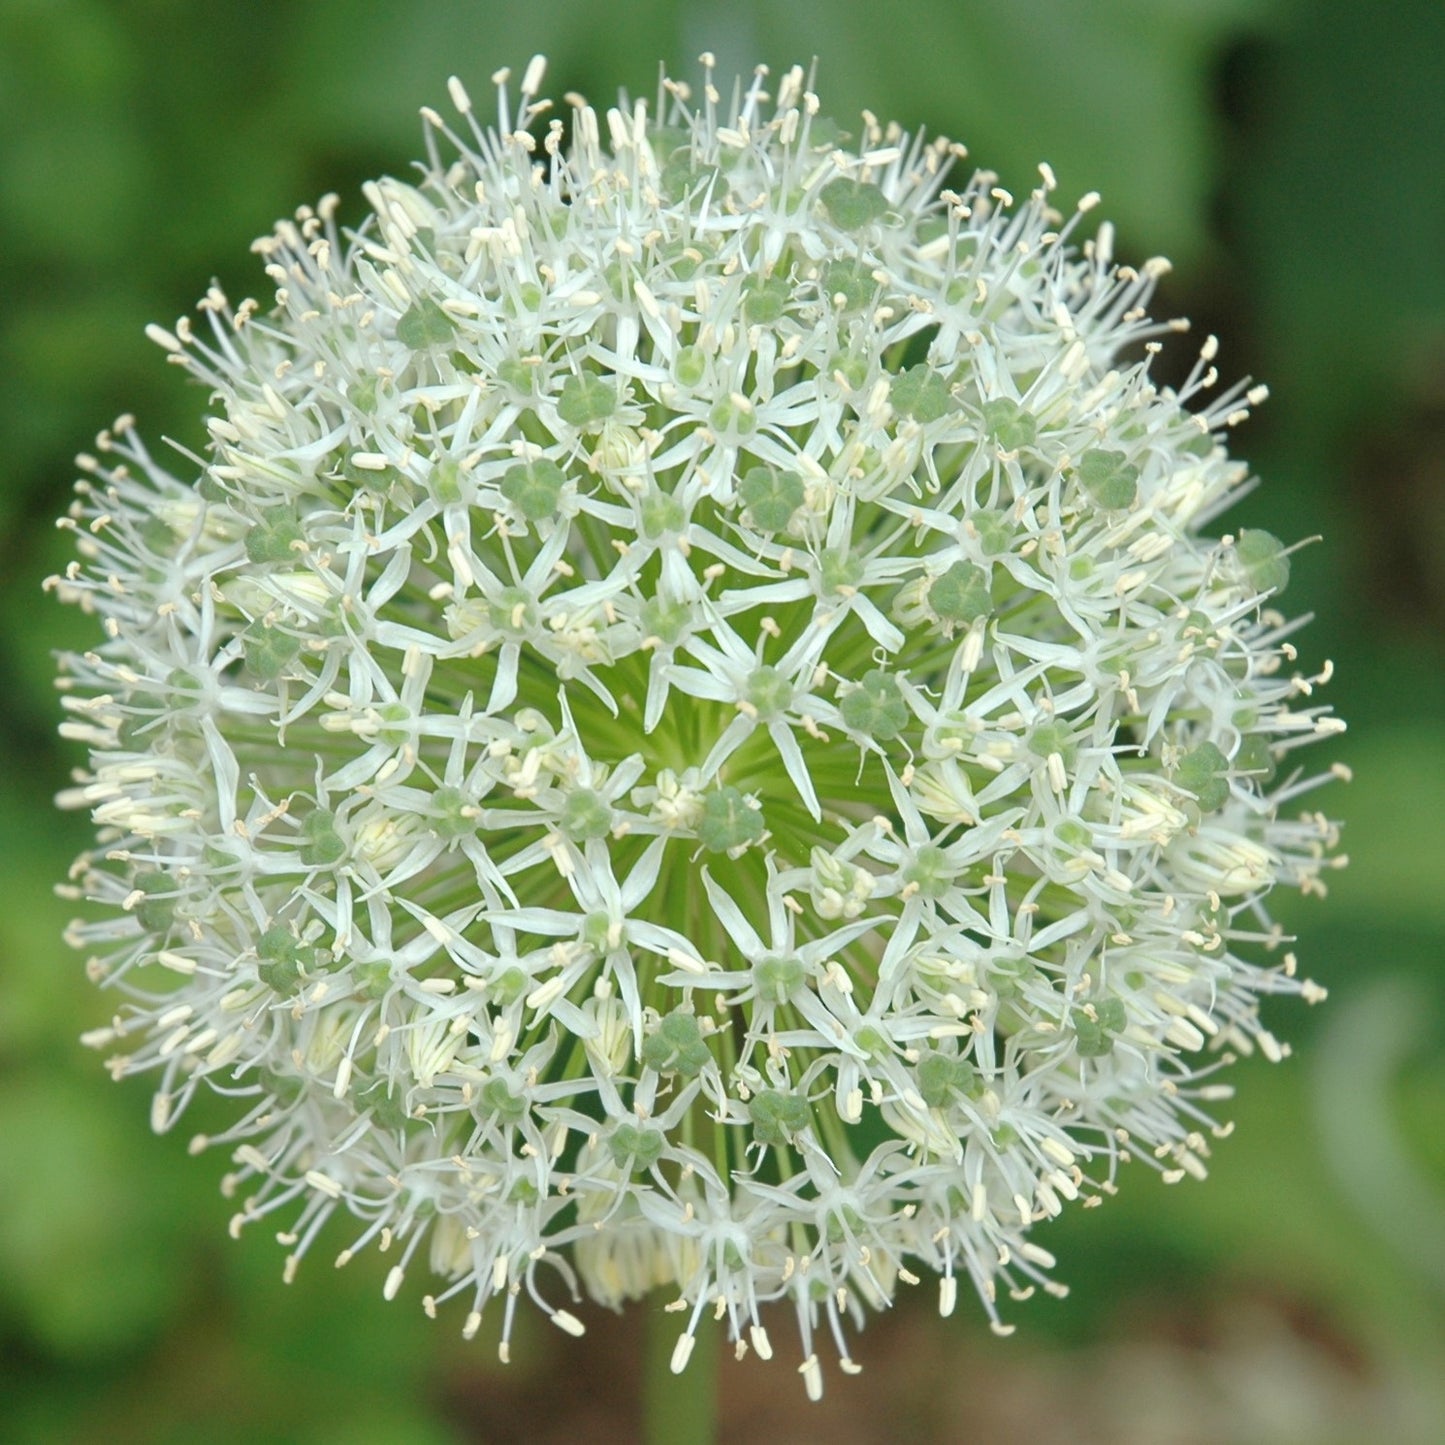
left=52, top=55, right=1344, bottom=1392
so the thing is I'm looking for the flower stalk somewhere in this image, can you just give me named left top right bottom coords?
left=643, top=1293, right=718, bottom=1445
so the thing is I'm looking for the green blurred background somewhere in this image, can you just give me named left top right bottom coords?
left=2, top=1, right=1442, bottom=1440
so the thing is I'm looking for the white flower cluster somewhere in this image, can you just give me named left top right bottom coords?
left=52, top=57, right=1344, bottom=1395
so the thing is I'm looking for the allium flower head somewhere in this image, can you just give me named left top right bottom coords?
left=53, top=57, right=1344, bottom=1394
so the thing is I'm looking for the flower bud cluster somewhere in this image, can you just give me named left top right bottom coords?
left=52, top=56, right=1343, bottom=1393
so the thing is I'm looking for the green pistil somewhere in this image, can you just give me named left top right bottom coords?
left=890, top=365, right=950, bottom=423
left=1072, top=1000, right=1126, bottom=1057
left=698, top=786, right=764, bottom=853
left=980, top=397, right=1038, bottom=451
left=974, top=511, right=1014, bottom=556
left=1235, top=528, right=1290, bottom=596
left=1028, top=720, right=1076, bottom=766
left=244, top=624, right=301, bottom=682
left=130, top=871, right=176, bottom=932
left=639, top=491, right=686, bottom=539
left=819, top=549, right=865, bottom=596
left=903, top=844, right=954, bottom=899
left=395, top=296, right=456, bottom=349
left=609, top=1122, right=665, bottom=1175
left=749, top=1088, right=811, bottom=1148
left=839, top=669, right=908, bottom=739
left=1176, top=741, right=1230, bottom=812
left=639, top=594, right=692, bottom=646
left=741, top=275, right=791, bottom=325
left=1076, top=448, right=1139, bottom=510
left=299, top=810, right=345, bottom=866
left=1234, top=733, right=1277, bottom=785
left=819, top=258, right=875, bottom=312
left=929, top=561, right=992, bottom=626
left=736, top=464, right=803, bottom=532
left=819, top=177, right=889, bottom=231
left=640, top=1010, right=711, bottom=1077
left=916, top=1050, right=979, bottom=1108
left=429, top=785, right=478, bottom=841
left=481, top=1076, right=527, bottom=1122
left=743, top=665, right=792, bottom=720
left=709, top=394, right=757, bottom=436
left=245, top=510, right=304, bottom=565
left=557, top=373, right=618, bottom=430
left=673, top=345, right=706, bottom=387
left=500, top=458, right=566, bottom=521
left=753, top=954, right=805, bottom=1005
left=560, top=788, right=613, bottom=842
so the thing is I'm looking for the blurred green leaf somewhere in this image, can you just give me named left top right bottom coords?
left=1236, top=0, right=1445, bottom=437
left=0, top=1075, right=199, bottom=1354
left=1323, top=728, right=1445, bottom=929
left=0, top=777, right=93, bottom=1053
left=284, top=0, right=681, bottom=148
left=1314, top=981, right=1445, bottom=1293
left=1039, top=1054, right=1445, bottom=1363
left=753, top=0, right=1281, bottom=263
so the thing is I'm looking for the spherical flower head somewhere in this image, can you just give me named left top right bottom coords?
left=51, top=56, right=1345, bottom=1393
